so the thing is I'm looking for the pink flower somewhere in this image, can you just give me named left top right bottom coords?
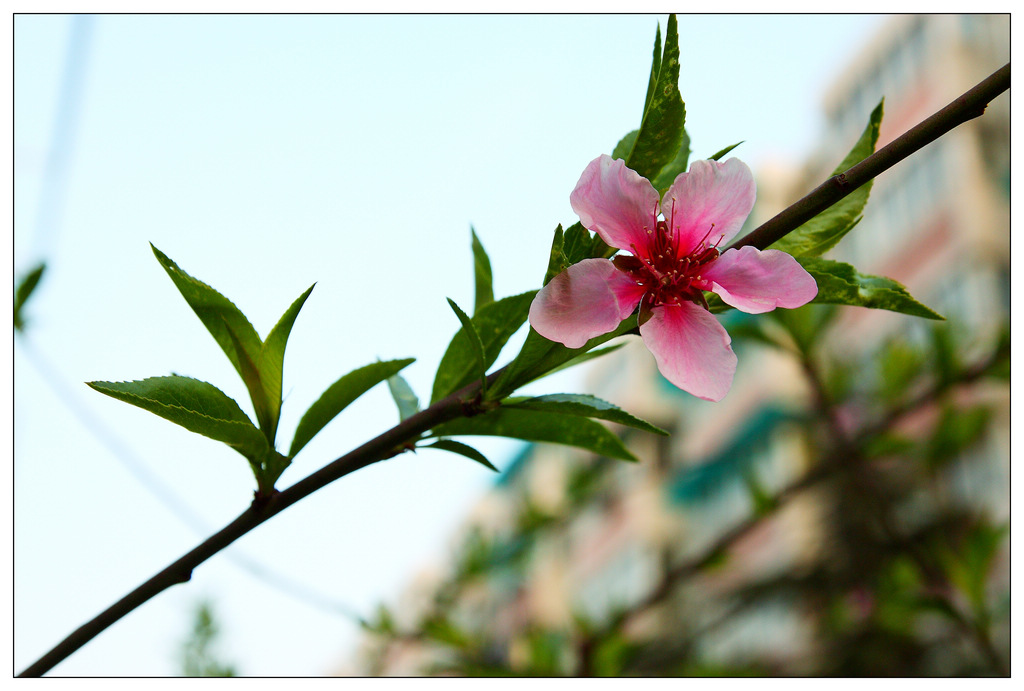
left=529, top=154, right=817, bottom=401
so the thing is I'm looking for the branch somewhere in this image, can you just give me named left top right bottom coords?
left=606, top=344, right=1006, bottom=641
left=730, top=63, right=1009, bottom=252
left=17, top=371, right=498, bottom=677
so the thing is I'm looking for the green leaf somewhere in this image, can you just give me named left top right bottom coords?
left=876, top=338, right=926, bottom=404
left=930, top=323, right=960, bottom=385
left=770, top=100, right=884, bottom=258
left=588, top=228, right=615, bottom=260
left=704, top=292, right=727, bottom=314
left=360, top=605, right=396, bottom=636
left=986, top=323, right=1010, bottom=381
left=430, top=407, right=637, bottom=462
left=430, top=291, right=537, bottom=403
left=289, top=358, right=415, bottom=457
left=769, top=303, right=839, bottom=355
left=490, top=316, right=637, bottom=400
left=611, top=129, right=638, bottom=162
left=742, top=469, right=777, bottom=517
left=506, top=393, right=667, bottom=436
left=223, top=319, right=275, bottom=442
left=424, top=439, right=498, bottom=472
left=257, top=284, right=315, bottom=442
left=943, top=522, right=1008, bottom=625
left=87, top=376, right=269, bottom=460
left=421, top=616, right=472, bottom=650
left=151, top=245, right=264, bottom=382
left=592, top=633, right=637, bottom=678
left=649, top=127, right=692, bottom=195
left=708, top=141, right=743, bottom=161
left=470, top=227, right=494, bottom=315
left=611, top=124, right=692, bottom=197
left=799, top=257, right=944, bottom=320
left=863, top=432, right=917, bottom=460
left=542, top=224, right=567, bottom=285
left=606, top=25, right=662, bottom=160
left=622, top=14, right=686, bottom=183
left=255, top=450, right=291, bottom=496
left=386, top=372, right=420, bottom=422
left=533, top=343, right=626, bottom=381
left=14, top=262, right=46, bottom=332
left=924, top=403, right=993, bottom=470
left=610, top=20, right=689, bottom=195
left=723, top=315, right=784, bottom=350
left=642, top=21, right=662, bottom=115
left=446, top=297, right=487, bottom=394
left=560, top=222, right=616, bottom=268
left=562, top=221, right=596, bottom=265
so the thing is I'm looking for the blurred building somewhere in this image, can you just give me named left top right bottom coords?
left=811, top=13, right=1010, bottom=526
left=344, top=14, right=1009, bottom=676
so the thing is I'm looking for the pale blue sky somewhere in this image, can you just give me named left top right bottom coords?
left=14, top=14, right=884, bottom=675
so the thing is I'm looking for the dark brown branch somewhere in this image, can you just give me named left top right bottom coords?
left=730, top=63, right=1009, bottom=252
left=17, top=372, right=497, bottom=677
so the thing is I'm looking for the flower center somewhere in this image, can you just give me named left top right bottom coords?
left=617, top=220, right=722, bottom=310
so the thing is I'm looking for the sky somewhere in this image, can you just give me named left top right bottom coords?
left=12, top=13, right=886, bottom=676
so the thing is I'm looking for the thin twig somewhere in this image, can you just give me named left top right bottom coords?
left=609, top=345, right=1006, bottom=639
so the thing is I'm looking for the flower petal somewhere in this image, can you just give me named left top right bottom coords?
left=703, top=247, right=819, bottom=314
left=662, top=158, right=756, bottom=252
left=529, top=259, right=646, bottom=349
left=639, top=302, right=737, bottom=402
left=569, top=155, right=661, bottom=254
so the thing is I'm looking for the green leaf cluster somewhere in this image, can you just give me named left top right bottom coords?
left=762, top=101, right=943, bottom=321
left=417, top=233, right=661, bottom=470
left=89, top=246, right=413, bottom=495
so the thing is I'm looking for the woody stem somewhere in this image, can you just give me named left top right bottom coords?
left=729, top=63, right=1009, bottom=252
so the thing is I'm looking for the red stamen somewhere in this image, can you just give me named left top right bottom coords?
left=688, top=222, right=717, bottom=256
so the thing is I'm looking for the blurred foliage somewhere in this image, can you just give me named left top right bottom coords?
left=355, top=304, right=1009, bottom=677
left=14, top=262, right=46, bottom=333
left=179, top=601, right=237, bottom=677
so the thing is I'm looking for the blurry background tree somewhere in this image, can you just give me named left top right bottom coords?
left=14, top=263, right=47, bottom=333
left=352, top=310, right=1009, bottom=677
left=179, top=601, right=237, bottom=677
